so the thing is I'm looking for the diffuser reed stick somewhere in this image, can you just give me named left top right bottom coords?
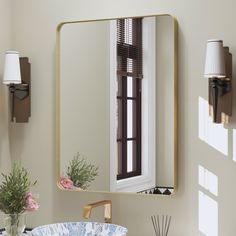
left=151, top=215, right=171, bottom=236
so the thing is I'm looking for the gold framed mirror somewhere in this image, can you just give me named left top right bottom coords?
left=56, top=14, right=178, bottom=196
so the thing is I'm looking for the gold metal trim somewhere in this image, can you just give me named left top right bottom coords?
left=172, top=17, right=178, bottom=195
left=55, top=14, right=178, bottom=197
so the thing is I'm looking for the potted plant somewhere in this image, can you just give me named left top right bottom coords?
left=0, top=162, right=39, bottom=236
left=60, top=152, right=99, bottom=190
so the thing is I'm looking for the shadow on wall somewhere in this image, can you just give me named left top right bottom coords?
left=198, top=96, right=236, bottom=161
left=198, top=96, right=228, bottom=156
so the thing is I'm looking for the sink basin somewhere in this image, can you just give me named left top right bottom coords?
left=31, top=222, right=128, bottom=236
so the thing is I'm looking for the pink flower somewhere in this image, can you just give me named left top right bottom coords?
left=25, top=192, right=33, bottom=200
left=25, top=192, right=39, bottom=212
left=60, top=177, right=74, bottom=189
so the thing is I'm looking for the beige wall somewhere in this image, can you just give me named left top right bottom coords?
left=0, top=0, right=236, bottom=235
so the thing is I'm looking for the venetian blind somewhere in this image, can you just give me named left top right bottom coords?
left=117, top=18, right=143, bottom=79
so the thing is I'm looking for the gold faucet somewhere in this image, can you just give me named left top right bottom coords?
left=83, top=200, right=112, bottom=223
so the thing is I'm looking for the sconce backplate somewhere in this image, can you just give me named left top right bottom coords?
left=13, top=57, right=31, bottom=122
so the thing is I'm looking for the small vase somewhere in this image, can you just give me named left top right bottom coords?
left=4, top=213, right=26, bottom=236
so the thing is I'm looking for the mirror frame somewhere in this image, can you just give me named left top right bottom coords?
left=55, top=14, right=178, bottom=196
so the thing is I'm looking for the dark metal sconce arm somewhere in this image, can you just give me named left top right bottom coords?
left=8, top=83, right=29, bottom=122
left=209, top=78, right=231, bottom=123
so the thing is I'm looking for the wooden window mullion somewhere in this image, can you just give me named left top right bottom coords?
left=122, top=76, right=127, bottom=176
left=116, top=18, right=143, bottom=180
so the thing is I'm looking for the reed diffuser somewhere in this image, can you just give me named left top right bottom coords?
left=151, top=215, right=171, bottom=236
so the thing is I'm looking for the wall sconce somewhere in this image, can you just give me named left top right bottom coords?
left=204, top=39, right=232, bottom=123
left=3, top=51, right=31, bottom=123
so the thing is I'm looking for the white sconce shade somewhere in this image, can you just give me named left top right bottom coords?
left=204, top=40, right=226, bottom=78
left=3, top=51, right=22, bottom=84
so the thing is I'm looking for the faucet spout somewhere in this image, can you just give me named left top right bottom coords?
left=83, top=200, right=112, bottom=223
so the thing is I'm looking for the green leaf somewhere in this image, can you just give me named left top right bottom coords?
left=66, top=153, right=99, bottom=190
left=0, top=162, right=37, bottom=214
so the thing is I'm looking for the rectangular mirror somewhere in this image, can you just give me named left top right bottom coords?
left=56, top=14, right=178, bottom=195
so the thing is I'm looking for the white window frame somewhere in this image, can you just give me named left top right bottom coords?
left=110, top=17, right=156, bottom=192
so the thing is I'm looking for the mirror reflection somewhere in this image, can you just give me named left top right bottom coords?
left=57, top=15, right=177, bottom=195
